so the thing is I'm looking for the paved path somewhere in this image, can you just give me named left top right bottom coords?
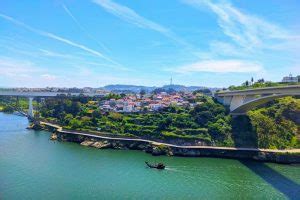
left=40, top=122, right=300, bottom=153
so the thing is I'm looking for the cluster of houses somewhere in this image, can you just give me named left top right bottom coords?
left=99, top=92, right=199, bottom=113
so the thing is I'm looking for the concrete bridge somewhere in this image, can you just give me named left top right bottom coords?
left=0, top=91, right=104, bottom=118
left=215, top=85, right=300, bottom=115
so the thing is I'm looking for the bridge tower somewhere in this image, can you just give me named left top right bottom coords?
left=28, top=97, right=34, bottom=118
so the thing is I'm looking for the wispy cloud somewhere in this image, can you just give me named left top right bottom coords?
left=0, top=57, right=58, bottom=82
left=208, top=41, right=247, bottom=57
left=93, top=0, right=168, bottom=32
left=62, top=4, right=110, bottom=53
left=171, top=59, right=263, bottom=73
left=41, top=74, right=57, bottom=81
left=0, top=35, right=129, bottom=71
left=0, top=57, right=41, bottom=77
left=0, top=13, right=124, bottom=68
left=175, top=0, right=298, bottom=78
left=92, top=0, right=190, bottom=47
left=0, top=36, right=71, bottom=60
left=182, top=0, right=299, bottom=50
left=0, top=56, right=134, bottom=87
left=39, top=49, right=75, bottom=59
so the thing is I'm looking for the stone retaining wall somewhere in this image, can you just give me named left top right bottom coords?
left=50, top=131, right=300, bottom=164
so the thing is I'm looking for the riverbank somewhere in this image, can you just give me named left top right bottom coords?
left=32, top=121, right=300, bottom=164
left=2, top=112, right=299, bottom=199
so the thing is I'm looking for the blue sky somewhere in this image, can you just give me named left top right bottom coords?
left=0, top=0, right=299, bottom=88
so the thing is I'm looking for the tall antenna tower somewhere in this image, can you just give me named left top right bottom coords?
left=170, top=77, right=173, bottom=85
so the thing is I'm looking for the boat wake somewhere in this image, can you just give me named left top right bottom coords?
left=164, top=167, right=186, bottom=173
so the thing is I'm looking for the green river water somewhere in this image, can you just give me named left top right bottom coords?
left=0, top=113, right=299, bottom=199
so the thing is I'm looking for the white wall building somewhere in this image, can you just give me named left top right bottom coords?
left=123, top=105, right=133, bottom=112
left=149, top=104, right=162, bottom=111
left=282, top=74, right=299, bottom=83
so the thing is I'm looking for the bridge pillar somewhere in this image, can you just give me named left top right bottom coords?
left=230, top=95, right=245, bottom=111
left=223, top=96, right=233, bottom=106
left=215, top=95, right=232, bottom=106
left=28, top=97, right=34, bottom=118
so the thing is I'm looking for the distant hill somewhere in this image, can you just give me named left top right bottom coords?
left=103, top=85, right=156, bottom=93
left=103, top=84, right=219, bottom=93
left=161, top=84, right=207, bottom=92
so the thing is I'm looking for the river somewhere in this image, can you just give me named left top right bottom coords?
left=0, top=113, right=299, bottom=199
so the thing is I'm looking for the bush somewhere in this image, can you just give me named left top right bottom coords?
left=2, top=106, right=14, bottom=113
left=248, top=97, right=300, bottom=149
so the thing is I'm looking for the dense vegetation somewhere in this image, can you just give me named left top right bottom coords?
left=248, top=97, right=300, bottom=149
left=228, top=81, right=299, bottom=91
left=37, top=95, right=233, bottom=146
left=1, top=95, right=299, bottom=149
left=0, top=97, right=30, bottom=112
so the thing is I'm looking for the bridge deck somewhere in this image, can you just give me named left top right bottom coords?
left=0, top=91, right=104, bottom=97
left=216, top=85, right=300, bottom=96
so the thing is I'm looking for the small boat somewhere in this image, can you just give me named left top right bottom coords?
left=145, top=161, right=165, bottom=169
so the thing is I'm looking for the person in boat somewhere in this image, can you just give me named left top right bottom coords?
left=145, top=161, right=165, bottom=169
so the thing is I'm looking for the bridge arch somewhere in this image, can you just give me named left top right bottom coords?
left=231, top=94, right=299, bottom=115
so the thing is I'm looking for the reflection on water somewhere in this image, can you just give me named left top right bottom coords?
left=240, top=160, right=300, bottom=200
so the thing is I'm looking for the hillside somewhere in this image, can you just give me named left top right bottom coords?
left=103, top=84, right=217, bottom=93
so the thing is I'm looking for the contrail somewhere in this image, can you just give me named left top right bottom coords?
left=92, top=0, right=192, bottom=49
left=62, top=4, right=111, bottom=53
left=0, top=13, right=125, bottom=69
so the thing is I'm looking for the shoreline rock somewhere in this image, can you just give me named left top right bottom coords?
left=32, top=123, right=300, bottom=164
left=50, top=133, right=57, bottom=140
left=91, top=141, right=111, bottom=149
left=28, top=122, right=43, bottom=130
left=80, top=140, right=94, bottom=147
left=51, top=132, right=300, bottom=164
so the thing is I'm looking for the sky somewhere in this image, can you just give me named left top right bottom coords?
left=0, top=0, right=299, bottom=88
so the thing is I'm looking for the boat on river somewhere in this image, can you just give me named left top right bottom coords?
left=145, top=161, right=165, bottom=169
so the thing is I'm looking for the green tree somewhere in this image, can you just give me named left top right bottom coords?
left=69, top=118, right=82, bottom=129
left=248, top=97, right=300, bottom=149
left=64, top=113, right=73, bottom=125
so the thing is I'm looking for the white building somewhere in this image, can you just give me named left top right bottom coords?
left=149, top=104, right=162, bottom=111
left=282, top=74, right=299, bottom=83
left=123, top=105, right=133, bottom=112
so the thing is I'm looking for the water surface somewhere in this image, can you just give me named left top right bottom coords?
left=0, top=113, right=299, bottom=199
